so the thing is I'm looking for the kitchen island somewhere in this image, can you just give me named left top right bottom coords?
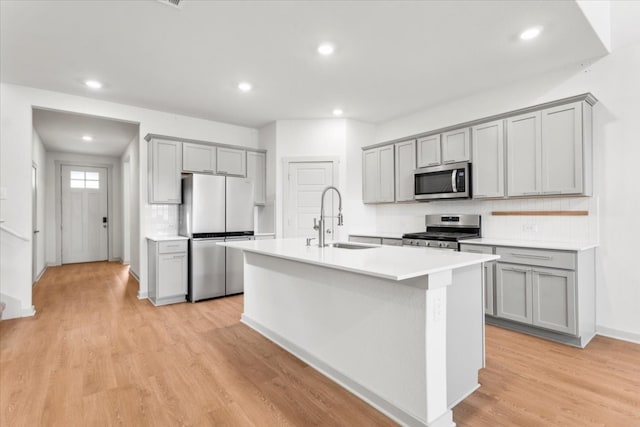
left=221, top=238, right=499, bottom=427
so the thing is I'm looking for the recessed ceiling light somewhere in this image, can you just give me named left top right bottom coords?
left=82, top=135, right=93, bottom=141
left=238, top=82, right=252, bottom=92
left=318, top=43, right=335, bottom=56
left=85, top=80, right=103, bottom=89
left=332, top=109, right=343, bottom=116
left=520, top=27, right=543, bottom=41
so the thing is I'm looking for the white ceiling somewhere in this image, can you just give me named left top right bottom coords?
left=33, top=109, right=138, bottom=157
left=2, top=1, right=607, bottom=131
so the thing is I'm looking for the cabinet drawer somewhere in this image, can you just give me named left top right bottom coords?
left=382, top=238, right=402, bottom=246
left=158, top=240, right=188, bottom=254
left=349, top=236, right=382, bottom=245
left=495, top=246, right=575, bottom=270
left=460, top=244, right=494, bottom=255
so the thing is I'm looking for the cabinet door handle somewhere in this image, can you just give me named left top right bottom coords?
left=204, top=169, right=214, bottom=173
left=173, top=255, right=186, bottom=259
left=542, top=190, right=562, bottom=195
left=522, top=191, right=539, bottom=195
left=510, top=253, right=552, bottom=260
left=217, top=170, right=227, bottom=174
left=443, top=160, right=456, bottom=164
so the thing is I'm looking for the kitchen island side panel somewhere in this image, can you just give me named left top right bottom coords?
left=239, top=251, right=485, bottom=427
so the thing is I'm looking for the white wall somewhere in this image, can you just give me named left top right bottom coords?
left=273, top=119, right=347, bottom=239
left=31, top=129, right=47, bottom=279
left=373, top=43, right=640, bottom=340
left=45, top=151, right=121, bottom=265
left=257, top=122, right=276, bottom=234
left=121, top=135, right=140, bottom=277
left=0, top=83, right=258, bottom=314
left=344, top=120, right=377, bottom=236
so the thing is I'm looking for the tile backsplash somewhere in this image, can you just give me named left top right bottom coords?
left=374, top=196, right=598, bottom=244
left=145, top=204, right=179, bottom=236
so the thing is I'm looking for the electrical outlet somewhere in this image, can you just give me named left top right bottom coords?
left=522, top=224, right=538, bottom=233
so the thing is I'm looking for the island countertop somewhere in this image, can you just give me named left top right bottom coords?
left=220, top=238, right=499, bottom=281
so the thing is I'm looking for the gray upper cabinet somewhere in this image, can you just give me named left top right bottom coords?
left=416, top=129, right=469, bottom=168
left=507, top=111, right=542, bottom=197
left=362, top=145, right=395, bottom=203
left=541, top=102, right=584, bottom=195
left=216, top=147, right=246, bottom=176
left=472, top=120, right=505, bottom=199
left=441, top=128, right=470, bottom=164
left=417, top=135, right=441, bottom=167
left=379, top=145, right=395, bottom=202
left=182, top=142, right=215, bottom=173
left=149, top=138, right=182, bottom=204
left=507, top=101, right=591, bottom=197
left=395, top=139, right=416, bottom=202
left=247, top=151, right=266, bottom=205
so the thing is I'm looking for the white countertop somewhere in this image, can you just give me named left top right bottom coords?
left=220, top=238, right=498, bottom=281
left=461, top=238, right=598, bottom=252
left=146, top=235, right=189, bottom=242
left=349, top=231, right=404, bottom=239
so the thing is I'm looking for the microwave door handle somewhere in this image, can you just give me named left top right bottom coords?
left=451, top=170, right=457, bottom=192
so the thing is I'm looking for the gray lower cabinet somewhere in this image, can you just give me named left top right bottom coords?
left=532, top=267, right=576, bottom=334
left=496, top=263, right=576, bottom=335
left=147, top=238, right=188, bottom=306
left=460, top=244, right=495, bottom=316
left=349, top=235, right=402, bottom=246
left=496, top=263, right=533, bottom=324
left=463, top=243, right=594, bottom=347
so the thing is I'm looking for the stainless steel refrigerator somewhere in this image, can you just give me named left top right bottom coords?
left=179, top=174, right=254, bottom=302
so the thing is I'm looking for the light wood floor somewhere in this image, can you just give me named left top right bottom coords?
left=1, top=262, right=638, bottom=426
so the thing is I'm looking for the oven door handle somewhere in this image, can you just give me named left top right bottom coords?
left=451, top=170, right=457, bottom=193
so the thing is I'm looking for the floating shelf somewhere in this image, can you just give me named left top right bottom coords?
left=492, top=211, right=588, bottom=216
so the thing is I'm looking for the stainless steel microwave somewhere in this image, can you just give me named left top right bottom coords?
left=414, top=162, right=471, bottom=201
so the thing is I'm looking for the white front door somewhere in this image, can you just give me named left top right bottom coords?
left=284, top=161, right=335, bottom=238
left=61, top=165, right=108, bottom=264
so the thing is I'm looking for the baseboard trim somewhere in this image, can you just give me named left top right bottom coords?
left=241, top=314, right=441, bottom=427
left=597, top=326, right=640, bottom=345
left=22, top=305, right=36, bottom=317
left=33, top=265, right=48, bottom=284
left=129, top=269, right=140, bottom=282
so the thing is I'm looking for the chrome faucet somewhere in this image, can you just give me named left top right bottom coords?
left=313, top=186, right=344, bottom=247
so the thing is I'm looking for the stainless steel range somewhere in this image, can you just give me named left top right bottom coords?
left=402, top=214, right=481, bottom=250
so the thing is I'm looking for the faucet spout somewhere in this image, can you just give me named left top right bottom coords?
left=317, top=186, right=344, bottom=247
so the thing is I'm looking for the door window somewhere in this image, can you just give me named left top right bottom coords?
left=70, top=170, right=100, bottom=189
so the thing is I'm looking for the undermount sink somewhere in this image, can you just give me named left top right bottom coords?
left=326, top=242, right=378, bottom=250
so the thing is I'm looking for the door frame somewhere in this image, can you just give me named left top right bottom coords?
left=55, top=160, right=114, bottom=265
left=32, top=163, right=38, bottom=284
left=282, top=156, right=339, bottom=238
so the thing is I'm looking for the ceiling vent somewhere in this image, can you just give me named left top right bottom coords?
left=156, top=0, right=183, bottom=9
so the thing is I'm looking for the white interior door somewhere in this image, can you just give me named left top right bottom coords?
left=61, top=165, right=108, bottom=264
left=284, top=162, right=334, bottom=238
